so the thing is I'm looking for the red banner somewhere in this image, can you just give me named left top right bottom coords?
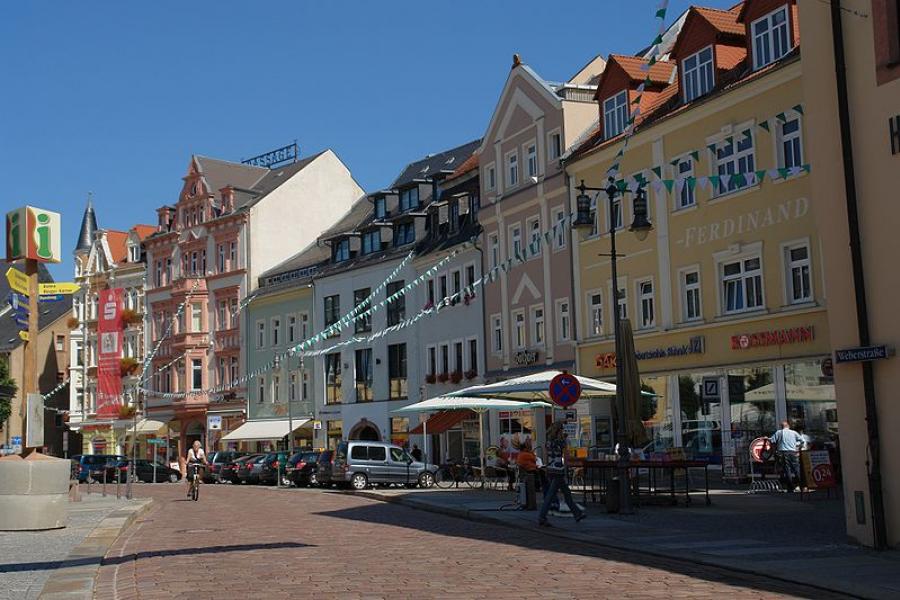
left=96, top=288, right=124, bottom=418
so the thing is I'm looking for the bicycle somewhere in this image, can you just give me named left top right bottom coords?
left=188, top=463, right=204, bottom=501
left=434, top=459, right=476, bottom=489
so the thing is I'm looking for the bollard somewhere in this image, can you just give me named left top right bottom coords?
left=102, top=469, right=107, bottom=497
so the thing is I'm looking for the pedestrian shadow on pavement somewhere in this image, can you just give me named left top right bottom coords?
left=313, top=503, right=831, bottom=600
left=0, top=542, right=314, bottom=574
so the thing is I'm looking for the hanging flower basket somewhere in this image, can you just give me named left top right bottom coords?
left=66, top=317, right=80, bottom=330
left=121, top=309, right=142, bottom=327
left=120, top=357, right=140, bottom=377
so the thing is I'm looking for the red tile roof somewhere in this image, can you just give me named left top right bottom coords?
left=607, top=54, right=675, bottom=85
left=716, top=44, right=748, bottom=71
left=106, top=230, right=129, bottom=264
left=695, top=6, right=745, bottom=35
left=450, top=152, right=478, bottom=179
left=131, top=224, right=156, bottom=241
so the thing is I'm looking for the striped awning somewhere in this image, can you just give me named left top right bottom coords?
left=410, top=410, right=473, bottom=435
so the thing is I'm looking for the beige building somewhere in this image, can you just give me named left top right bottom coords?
left=566, top=1, right=835, bottom=473
left=477, top=55, right=605, bottom=383
left=799, top=0, right=900, bottom=548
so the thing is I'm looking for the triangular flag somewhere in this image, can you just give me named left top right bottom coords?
left=802, top=164, right=811, bottom=174
left=697, top=176, right=709, bottom=190
left=733, top=172, right=747, bottom=188
left=768, top=168, right=780, bottom=180
left=776, top=112, right=787, bottom=123
left=652, top=180, right=664, bottom=194
left=687, top=176, right=697, bottom=190
left=755, top=169, right=767, bottom=183
left=651, top=34, right=663, bottom=46
left=707, top=143, right=717, bottom=154
left=742, top=129, right=752, bottom=142
left=793, top=104, right=804, bottom=115
left=778, top=167, right=791, bottom=179
left=759, top=120, right=770, bottom=132
left=709, top=175, right=720, bottom=189
left=670, top=158, right=680, bottom=167
left=655, top=7, right=667, bottom=19
left=652, top=166, right=662, bottom=179
left=690, top=150, right=700, bottom=162
left=663, top=179, right=674, bottom=193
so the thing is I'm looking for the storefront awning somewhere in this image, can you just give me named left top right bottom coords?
left=410, top=410, right=472, bottom=435
left=221, top=419, right=311, bottom=441
left=124, top=418, right=170, bottom=437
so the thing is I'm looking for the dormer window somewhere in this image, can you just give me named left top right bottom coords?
left=603, top=91, right=628, bottom=139
left=399, top=187, right=419, bottom=212
left=394, top=222, right=415, bottom=246
left=374, top=197, right=387, bottom=220
left=128, top=244, right=140, bottom=263
left=361, top=230, right=381, bottom=255
left=752, top=6, right=790, bottom=70
left=448, top=200, right=460, bottom=232
left=333, top=239, right=350, bottom=262
left=682, top=46, right=714, bottom=102
left=190, top=181, right=198, bottom=196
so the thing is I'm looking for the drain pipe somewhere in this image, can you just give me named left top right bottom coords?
left=829, top=0, right=887, bottom=550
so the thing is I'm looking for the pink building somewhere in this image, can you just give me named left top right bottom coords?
left=142, top=151, right=362, bottom=455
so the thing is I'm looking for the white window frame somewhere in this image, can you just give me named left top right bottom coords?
left=711, top=126, right=756, bottom=197
left=552, top=206, right=567, bottom=251
left=603, top=90, right=628, bottom=139
left=526, top=216, right=541, bottom=258
left=485, top=163, right=497, bottom=191
left=190, top=358, right=203, bottom=391
left=547, top=129, right=562, bottom=162
left=679, top=266, right=703, bottom=322
left=425, top=344, right=437, bottom=376
left=586, top=290, right=603, bottom=337
left=775, top=111, right=804, bottom=171
left=512, top=309, right=526, bottom=349
left=289, top=372, right=298, bottom=403
left=491, top=313, right=503, bottom=354
left=636, top=278, right=656, bottom=330
left=257, top=375, right=266, bottom=403
left=682, top=45, right=715, bottom=103
left=555, top=298, right=571, bottom=342
left=751, top=6, right=791, bottom=71
left=256, top=319, right=266, bottom=349
left=270, top=316, right=281, bottom=348
left=782, top=239, right=813, bottom=305
left=716, top=244, right=765, bottom=315
left=465, top=336, right=478, bottom=373
left=272, top=374, right=280, bottom=404
left=609, top=279, right=628, bottom=321
left=489, top=233, right=500, bottom=269
left=674, top=155, right=696, bottom=210
left=509, top=223, right=523, bottom=259
left=288, top=314, right=297, bottom=344
left=530, top=304, right=545, bottom=347
left=506, top=150, right=519, bottom=188
left=526, top=142, right=537, bottom=178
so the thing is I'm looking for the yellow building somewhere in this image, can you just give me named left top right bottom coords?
left=799, top=0, right=900, bottom=548
left=565, top=1, right=835, bottom=477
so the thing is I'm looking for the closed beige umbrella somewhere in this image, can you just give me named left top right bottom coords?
left=619, top=319, right=649, bottom=447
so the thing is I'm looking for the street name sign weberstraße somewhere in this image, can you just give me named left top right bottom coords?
left=835, top=345, right=893, bottom=364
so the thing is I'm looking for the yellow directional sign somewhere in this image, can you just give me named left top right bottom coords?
left=39, top=282, right=79, bottom=295
left=18, top=331, right=29, bottom=342
left=5, top=267, right=28, bottom=295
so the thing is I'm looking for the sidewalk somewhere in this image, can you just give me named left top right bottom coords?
left=0, top=489, right=152, bottom=600
left=349, top=485, right=900, bottom=600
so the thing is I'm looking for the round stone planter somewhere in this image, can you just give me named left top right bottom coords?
left=0, top=454, right=70, bottom=530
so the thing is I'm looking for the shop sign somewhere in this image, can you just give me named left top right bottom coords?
left=514, top=350, right=539, bottom=366
left=834, top=345, right=893, bottom=364
left=208, top=415, right=222, bottom=431
left=730, top=326, right=814, bottom=350
left=801, top=450, right=837, bottom=489
left=596, top=336, right=705, bottom=369
left=702, top=377, right=719, bottom=400
left=6, top=206, right=62, bottom=263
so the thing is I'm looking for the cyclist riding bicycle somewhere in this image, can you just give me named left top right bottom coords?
left=185, top=441, right=208, bottom=497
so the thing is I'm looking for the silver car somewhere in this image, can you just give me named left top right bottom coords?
left=333, top=441, right=435, bottom=490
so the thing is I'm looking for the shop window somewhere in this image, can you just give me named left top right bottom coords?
left=639, top=376, right=674, bottom=455
left=784, top=360, right=837, bottom=449
left=752, top=6, right=791, bottom=71
left=325, top=353, right=342, bottom=404
left=391, top=417, right=409, bottom=448
left=498, top=411, right=534, bottom=463
left=389, top=343, right=407, bottom=399
left=722, top=256, right=764, bottom=313
left=728, top=367, right=777, bottom=443
left=785, top=243, right=812, bottom=304
left=327, top=420, right=343, bottom=450
left=354, top=348, right=373, bottom=402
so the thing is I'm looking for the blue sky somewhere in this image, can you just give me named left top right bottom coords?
left=0, top=1, right=734, bottom=280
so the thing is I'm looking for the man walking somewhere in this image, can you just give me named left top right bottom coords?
left=770, top=420, right=803, bottom=491
left=538, top=422, right=586, bottom=527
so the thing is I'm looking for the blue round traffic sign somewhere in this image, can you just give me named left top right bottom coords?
left=549, top=372, right=581, bottom=408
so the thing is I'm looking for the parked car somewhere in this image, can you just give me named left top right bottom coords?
left=257, top=451, right=291, bottom=485
left=286, top=451, right=321, bottom=487
left=331, top=441, right=436, bottom=490
left=236, top=454, right=266, bottom=484
left=204, top=451, right=248, bottom=483
left=105, top=459, right=182, bottom=483
left=313, top=450, right=335, bottom=487
left=221, top=454, right=259, bottom=484
left=71, top=454, right=127, bottom=483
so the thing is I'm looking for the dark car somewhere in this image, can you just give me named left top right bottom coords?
left=236, top=454, right=266, bottom=484
left=286, top=451, right=321, bottom=487
left=71, top=454, right=127, bottom=483
left=313, top=450, right=335, bottom=487
left=204, top=451, right=248, bottom=483
left=105, top=459, right=181, bottom=483
left=221, top=454, right=259, bottom=484
left=258, top=452, right=291, bottom=485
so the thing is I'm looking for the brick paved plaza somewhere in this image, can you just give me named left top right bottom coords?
left=93, top=485, right=850, bottom=599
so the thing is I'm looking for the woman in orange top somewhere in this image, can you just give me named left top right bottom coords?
left=516, top=441, right=538, bottom=473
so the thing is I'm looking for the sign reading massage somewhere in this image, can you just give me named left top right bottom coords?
left=5, top=206, right=62, bottom=263
left=731, top=326, right=814, bottom=350
left=596, top=336, right=705, bottom=368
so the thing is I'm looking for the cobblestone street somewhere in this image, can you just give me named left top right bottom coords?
left=94, top=485, right=850, bottom=599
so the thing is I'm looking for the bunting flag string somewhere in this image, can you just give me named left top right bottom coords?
left=138, top=213, right=577, bottom=399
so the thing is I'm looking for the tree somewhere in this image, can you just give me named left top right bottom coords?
left=0, top=355, right=17, bottom=431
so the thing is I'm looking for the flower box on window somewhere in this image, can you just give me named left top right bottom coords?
left=121, top=309, right=142, bottom=327
left=119, top=357, right=140, bottom=377
left=425, top=373, right=437, bottom=385
left=464, top=369, right=477, bottom=380
left=437, top=372, right=449, bottom=383
left=450, top=371, right=463, bottom=384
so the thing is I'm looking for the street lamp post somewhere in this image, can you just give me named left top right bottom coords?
left=573, top=177, right=652, bottom=514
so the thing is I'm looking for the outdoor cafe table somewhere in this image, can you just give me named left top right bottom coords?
left=578, top=459, right=711, bottom=507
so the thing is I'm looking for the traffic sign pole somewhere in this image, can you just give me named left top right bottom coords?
left=21, top=259, right=38, bottom=452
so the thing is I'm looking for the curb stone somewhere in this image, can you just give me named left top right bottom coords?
left=350, top=490, right=873, bottom=600
left=37, top=498, right=153, bottom=600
